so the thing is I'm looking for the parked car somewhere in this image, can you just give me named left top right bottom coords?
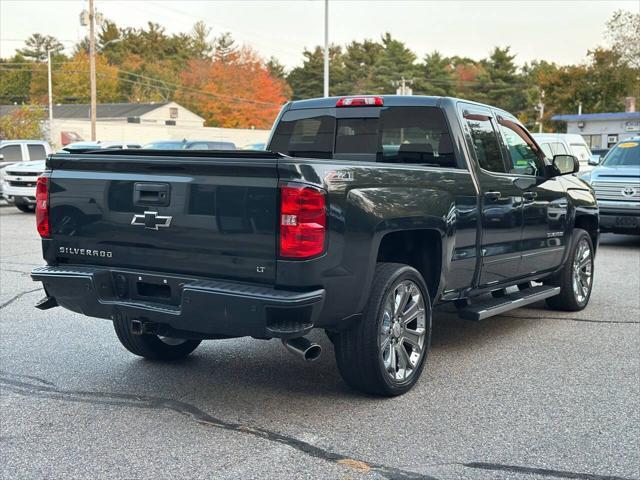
left=533, top=133, right=593, bottom=172
left=0, top=140, right=52, bottom=211
left=59, top=141, right=142, bottom=153
left=143, top=140, right=236, bottom=150
left=581, top=137, right=639, bottom=234
left=2, top=141, right=139, bottom=211
left=31, top=95, right=598, bottom=396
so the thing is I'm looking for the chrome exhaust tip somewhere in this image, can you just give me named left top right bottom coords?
left=282, top=337, right=322, bottom=362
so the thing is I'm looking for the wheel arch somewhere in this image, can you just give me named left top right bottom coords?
left=374, top=229, right=443, bottom=302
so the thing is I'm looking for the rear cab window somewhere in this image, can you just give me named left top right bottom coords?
left=27, top=144, right=47, bottom=160
left=270, top=105, right=459, bottom=168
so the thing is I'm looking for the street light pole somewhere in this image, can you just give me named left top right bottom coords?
left=88, top=0, right=97, bottom=141
left=47, top=49, right=53, bottom=144
left=323, top=0, right=329, bottom=97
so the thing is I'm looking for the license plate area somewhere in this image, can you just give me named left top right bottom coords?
left=111, top=272, right=184, bottom=306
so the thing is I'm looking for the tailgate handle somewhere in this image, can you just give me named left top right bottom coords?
left=134, top=183, right=170, bottom=206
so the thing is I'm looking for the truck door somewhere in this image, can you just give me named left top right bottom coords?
left=460, top=105, right=523, bottom=286
left=494, top=115, right=568, bottom=275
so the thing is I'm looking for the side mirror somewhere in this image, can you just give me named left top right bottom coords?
left=0, top=154, right=4, bottom=161
left=588, top=155, right=601, bottom=166
left=552, top=154, right=579, bottom=175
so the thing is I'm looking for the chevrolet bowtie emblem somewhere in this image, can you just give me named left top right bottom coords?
left=131, top=211, right=172, bottom=230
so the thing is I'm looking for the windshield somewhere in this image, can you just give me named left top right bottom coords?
left=602, top=140, right=640, bottom=167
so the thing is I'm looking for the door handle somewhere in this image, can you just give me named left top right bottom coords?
left=523, top=191, right=538, bottom=202
left=134, top=183, right=171, bottom=207
left=484, top=191, right=502, bottom=201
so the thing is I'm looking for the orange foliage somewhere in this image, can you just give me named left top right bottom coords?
left=177, top=47, right=290, bottom=129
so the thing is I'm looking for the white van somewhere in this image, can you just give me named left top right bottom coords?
left=533, top=133, right=593, bottom=172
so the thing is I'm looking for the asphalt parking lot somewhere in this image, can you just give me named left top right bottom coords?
left=1, top=205, right=638, bottom=480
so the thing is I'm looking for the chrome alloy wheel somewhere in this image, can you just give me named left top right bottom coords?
left=572, top=238, right=593, bottom=304
left=379, top=280, right=427, bottom=382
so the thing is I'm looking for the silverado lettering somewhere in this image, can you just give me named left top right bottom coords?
left=59, top=246, right=113, bottom=258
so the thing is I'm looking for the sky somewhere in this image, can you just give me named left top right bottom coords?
left=1, top=0, right=637, bottom=69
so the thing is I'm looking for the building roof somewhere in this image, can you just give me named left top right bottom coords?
left=0, top=102, right=171, bottom=119
left=551, top=112, right=640, bottom=122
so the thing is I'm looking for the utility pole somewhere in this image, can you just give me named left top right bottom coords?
left=88, top=0, right=97, bottom=141
left=538, top=89, right=545, bottom=133
left=323, top=0, right=329, bottom=97
left=47, top=49, right=53, bottom=144
left=393, top=77, right=413, bottom=95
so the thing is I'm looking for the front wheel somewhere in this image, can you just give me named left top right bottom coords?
left=546, top=228, right=594, bottom=311
left=334, top=263, right=432, bottom=396
left=113, top=316, right=201, bottom=361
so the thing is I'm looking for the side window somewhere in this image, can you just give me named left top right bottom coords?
left=571, top=144, right=591, bottom=162
left=553, top=142, right=568, bottom=155
left=377, top=107, right=457, bottom=168
left=464, top=114, right=505, bottom=173
left=27, top=144, right=47, bottom=160
left=0, top=144, right=23, bottom=162
left=497, top=118, right=542, bottom=176
left=539, top=143, right=553, bottom=158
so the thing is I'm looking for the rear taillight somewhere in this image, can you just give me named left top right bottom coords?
left=36, top=176, right=50, bottom=238
left=279, top=184, right=326, bottom=259
left=336, top=96, right=383, bottom=107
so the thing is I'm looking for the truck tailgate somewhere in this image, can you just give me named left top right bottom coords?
left=46, top=152, right=278, bottom=283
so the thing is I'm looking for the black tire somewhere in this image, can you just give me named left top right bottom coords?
left=112, top=316, right=201, bottom=361
left=545, top=228, right=594, bottom=311
left=334, top=263, right=432, bottom=396
left=16, top=203, right=35, bottom=213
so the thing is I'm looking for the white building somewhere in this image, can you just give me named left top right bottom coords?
left=0, top=101, right=270, bottom=149
left=551, top=111, right=640, bottom=150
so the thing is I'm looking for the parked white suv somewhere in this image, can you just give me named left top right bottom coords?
left=533, top=133, right=593, bottom=173
left=0, top=140, right=52, bottom=212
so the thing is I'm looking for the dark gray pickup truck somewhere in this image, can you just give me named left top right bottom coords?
left=31, top=95, right=599, bottom=396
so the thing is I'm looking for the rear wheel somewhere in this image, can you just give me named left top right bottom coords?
left=334, top=263, right=431, bottom=396
left=112, top=316, right=201, bottom=361
left=546, top=229, right=594, bottom=311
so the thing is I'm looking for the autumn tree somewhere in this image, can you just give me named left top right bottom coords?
left=0, top=106, right=45, bottom=140
left=52, top=52, right=120, bottom=103
left=178, top=47, right=290, bottom=128
left=0, top=54, right=34, bottom=104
